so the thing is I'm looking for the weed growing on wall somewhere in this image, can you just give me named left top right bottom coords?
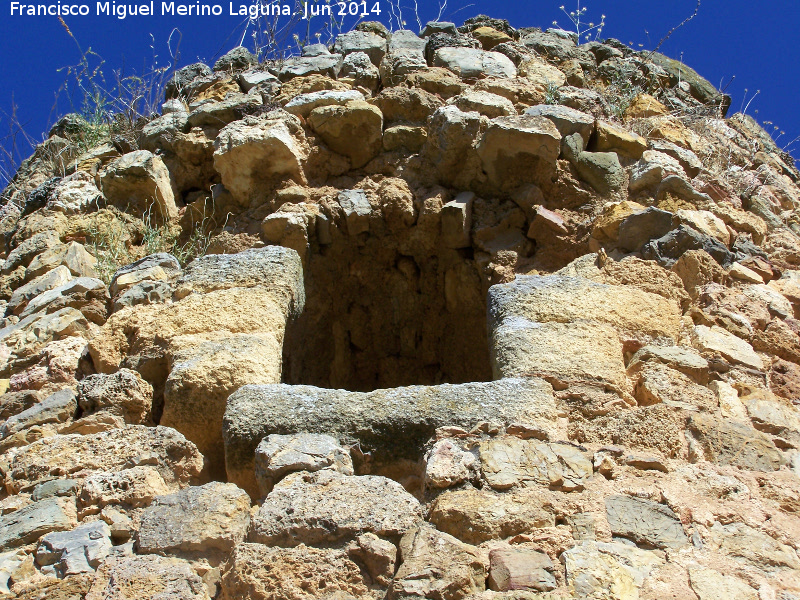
left=553, top=0, right=605, bottom=41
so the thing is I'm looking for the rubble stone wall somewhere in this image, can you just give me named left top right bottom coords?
left=1, top=15, right=800, bottom=600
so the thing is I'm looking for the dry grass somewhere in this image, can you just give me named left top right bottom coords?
left=87, top=205, right=215, bottom=284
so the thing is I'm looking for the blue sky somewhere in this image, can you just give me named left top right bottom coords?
left=1, top=0, right=799, bottom=174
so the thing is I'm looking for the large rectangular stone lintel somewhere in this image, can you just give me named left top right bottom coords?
left=223, top=377, right=556, bottom=498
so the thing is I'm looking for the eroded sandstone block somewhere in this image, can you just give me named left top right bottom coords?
left=477, top=114, right=561, bottom=190
left=137, top=482, right=250, bottom=560
left=2, top=425, right=205, bottom=494
left=78, top=466, right=170, bottom=515
left=254, top=433, right=353, bottom=497
left=77, top=369, right=153, bottom=424
left=220, top=543, right=369, bottom=600
left=423, top=105, right=485, bottom=187
left=307, top=101, right=383, bottom=168
left=605, top=495, right=688, bottom=549
left=688, top=566, right=758, bottom=600
left=479, top=436, right=593, bottom=491
left=163, top=334, right=283, bottom=480
left=452, top=89, right=515, bottom=118
left=489, top=275, right=681, bottom=340
left=488, top=547, right=557, bottom=592
left=428, top=487, right=555, bottom=544
left=686, top=413, right=785, bottom=472
left=249, top=471, right=422, bottom=547
left=490, top=319, right=627, bottom=390
left=25, top=241, right=98, bottom=281
left=562, top=541, right=664, bottom=599
left=213, top=114, right=309, bottom=206
left=388, top=524, right=488, bottom=600
left=87, top=555, right=211, bottom=600
left=99, top=151, right=178, bottom=223
left=284, top=89, right=364, bottom=118
left=488, top=274, right=682, bottom=393
left=172, top=246, right=303, bottom=305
